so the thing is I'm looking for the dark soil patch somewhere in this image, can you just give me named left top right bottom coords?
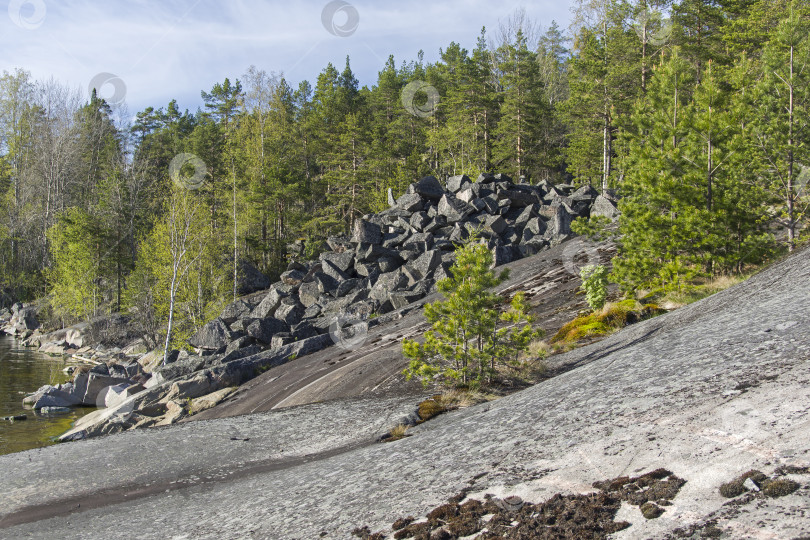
left=356, top=468, right=686, bottom=539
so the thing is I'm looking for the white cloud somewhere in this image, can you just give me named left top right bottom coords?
left=2, top=0, right=572, bottom=113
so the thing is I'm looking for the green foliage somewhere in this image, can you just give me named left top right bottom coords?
left=580, top=264, right=609, bottom=312
left=571, top=215, right=614, bottom=241
left=402, top=238, right=541, bottom=388
left=46, top=208, right=113, bottom=322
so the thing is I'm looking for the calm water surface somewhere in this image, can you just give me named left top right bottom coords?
left=0, top=335, right=96, bottom=455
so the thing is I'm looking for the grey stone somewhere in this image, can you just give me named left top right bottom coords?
left=82, top=373, right=132, bottom=406
left=189, top=318, right=234, bottom=350
left=298, top=282, right=321, bottom=308
left=492, top=245, right=517, bottom=267
left=394, top=193, right=424, bottom=212
left=483, top=215, right=507, bottom=235
left=270, top=333, right=295, bottom=349
left=387, top=188, right=396, bottom=206
left=388, top=290, right=426, bottom=310
left=544, top=204, right=574, bottom=237
left=369, top=270, right=408, bottom=302
left=246, top=318, right=290, bottom=344
left=320, top=252, right=354, bottom=273
left=377, top=256, right=403, bottom=273
left=353, top=262, right=377, bottom=278
left=250, top=286, right=291, bottom=319
left=405, top=249, right=441, bottom=282
left=356, top=244, right=397, bottom=264
left=321, top=259, right=350, bottom=282
left=476, top=172, right=496, bottom=183
left=590, top=195, right=620, bottom=219
left=494, top=173, right=513, bottom=183
left=351, top=219, right=382, bottom=245
left=401, top=232, right=434, bottom=253
left=446, top=174, right=472, bottom=193
left=236, top=260, right=270, bottom=295
left=279, top=269, right=306, bottom=287
left=313, top=272, right=339, bottom=296
left=571, top=184, right=599, bottom=202
left=220, top=299, right=252, bottom=324
left=303, top=303, right=322, bottom=319
left=412, top=175, right=444, bottom=200
left=335, top=278, right=360, bottom=298
left=326, top=236, right=353, bottom=253
left=457, top=188, right=475, bottom=203
left=275, top=298, right=305, bottom=327
left=438, top=194, right=474, bottom=223
left=525, top=217, right=547, bottom=236
left=409, top=211, right=430, bottom=232
left=515, top=204, right=540, bottom=228
left=225, top=336, right=254, bottom=356
left=383, top=230, right=410, bottom=249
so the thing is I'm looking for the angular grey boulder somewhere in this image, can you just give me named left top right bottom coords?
left=250, top=286, right=290, bottom=319
left=438, top=194, right=474, bottom=223
left=189, top=318, right=234, bottom=350
left=320, top=251, right=354, bottom=273
left=446, top=174, right=472, bottom=193
left=236, top=259, right=270, bottom=294
left=351, top=219, right=382, bottom=245
left=275, top=298, right=305, bottom=326
left=279, top=269, right=305, bottom=286
left=394, top=193, right=425, bottom=212
left=405, top=249, right=441, bottom=283
left=246, top=318, right=290, bottom=344
left=413, top=175, right=444, bottom=200
left=590, top=195, right=620, bottom=219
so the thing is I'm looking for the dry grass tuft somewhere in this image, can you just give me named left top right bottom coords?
left=386, top=424, right=409, bottom=442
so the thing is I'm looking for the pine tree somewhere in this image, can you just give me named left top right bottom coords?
left=402, top=238, right=539, bottom=387
left=747, top=4, right=810, bottom=250
left=613, top=49, right=703, bottom=291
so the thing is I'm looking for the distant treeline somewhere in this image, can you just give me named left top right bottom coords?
left=0, top=0, right=807, bottom=344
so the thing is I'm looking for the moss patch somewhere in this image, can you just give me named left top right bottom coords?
left=761, top=478, right=800, bottom=498
left=552, top=299, right=665, bottom=344
left=719, top=469, right=801, bottom=499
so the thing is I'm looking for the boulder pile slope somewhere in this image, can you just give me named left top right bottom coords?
left=33, top=173, right=616, bottom=438
left=1, top=238, right=808, bottom=536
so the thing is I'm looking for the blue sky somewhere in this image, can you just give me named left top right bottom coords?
left=3, top=0, right=573, bottom=118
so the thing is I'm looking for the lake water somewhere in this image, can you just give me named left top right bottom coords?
left=0, top=335, right=96, bottom=456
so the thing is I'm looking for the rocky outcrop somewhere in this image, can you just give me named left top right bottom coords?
left=1, top=303, right=39, bottom=338
left=35, top=175, right=615, bottom=440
